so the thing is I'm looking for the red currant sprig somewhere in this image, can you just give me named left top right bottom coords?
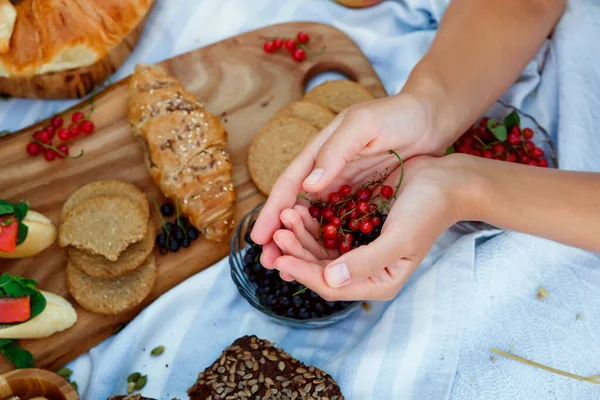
left=261, top=31, right=326, bottom=63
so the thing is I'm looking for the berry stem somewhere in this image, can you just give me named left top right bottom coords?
left=297, top=43, right=326, bottom=57
left=33, top=139, right=83, bottom=159
left=174, top=200, right=188, bottom=238
left=473, top=135, right=488, bottom=148
left=152, top=198, right=171, bottom=239
left=292, top=287, right=308, bottom=296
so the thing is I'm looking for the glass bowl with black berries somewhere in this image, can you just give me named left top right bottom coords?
left=450, top=100, right=558, bottom=234
left=229, top=202, right=362, bottom=329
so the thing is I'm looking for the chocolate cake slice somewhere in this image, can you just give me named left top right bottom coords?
left=188, top=335, right=344, bottom=400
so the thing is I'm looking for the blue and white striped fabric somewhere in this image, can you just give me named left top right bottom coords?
left=3, top=0, right=600, bottom=399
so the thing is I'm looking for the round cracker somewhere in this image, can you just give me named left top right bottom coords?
left=274, top=101, right=336, bottom=131
left=248, top=117, right=318, bottom=195
left=61, top=180, right=149, bottom=222
left=66, top=254, right=156, bottom=315
left=68, top=220, right=156, bottom=278
left=304, top=80, right=376, bottom=113
left=59, top=195, right=148, bottom=261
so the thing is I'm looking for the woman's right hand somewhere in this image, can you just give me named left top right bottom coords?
left=251, top=89, right=453, bottom=249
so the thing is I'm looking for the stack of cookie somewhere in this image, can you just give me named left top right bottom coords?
left=248, top=79, right=376, bottom=195
left=58, top=180, right=157, bottom=315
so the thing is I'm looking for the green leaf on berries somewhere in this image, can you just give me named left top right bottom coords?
left=16, top=222, right=28, bottom=246
left=503, top=110, right=520, bottom=131
left=487, top=118, right=507, bottom=142
left=445, top=145, right=455, bottom=155
left=12, top=201, right=29, bottom=223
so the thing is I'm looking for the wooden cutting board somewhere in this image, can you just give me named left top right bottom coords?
left=0, top=22, right=386, bottom=374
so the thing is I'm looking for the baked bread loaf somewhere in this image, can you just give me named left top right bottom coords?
left=0, top=0, right=16, bottom=55
left=304, top=79, right=375, bottom=113
left=0, top=0, right=152, bottom=77
left=188, top=335, right=344, bottom=400
left=128, top=64, right=236, bottom=242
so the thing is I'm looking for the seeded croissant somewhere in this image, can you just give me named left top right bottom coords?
left=127, top=64, right=236, bottom=242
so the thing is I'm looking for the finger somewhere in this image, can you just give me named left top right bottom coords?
left=251, top=114, right=346, bottom=245
left=280, top=208, right=330, bottom=259
left=280, top=272, right=295, bottom=282
left=260, top=241, right=282, bottom=269
left=273, top=229, right=320, bottom=264
left=273, top=255, right=398, bottom=301
left=302, top=107, right=375, bottom=192
left=292, top=204, right=321, bottom=239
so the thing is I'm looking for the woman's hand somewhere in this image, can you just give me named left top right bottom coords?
left=251, top=92, right=452, bottom=248
left=264, top=155, right=481, bottom=301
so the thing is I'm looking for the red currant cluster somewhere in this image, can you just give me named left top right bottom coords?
left=262, top=31, right=324, bottom=63
left=453, top=116, right=549, bottom=167
left=304, top=152, right=402, bottom=254
left=26, top=111, right=94, bottom=161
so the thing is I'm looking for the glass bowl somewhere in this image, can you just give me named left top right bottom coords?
left=229, top=202, right=362, bottom=329
left=452, top=100, right=558, bottom=233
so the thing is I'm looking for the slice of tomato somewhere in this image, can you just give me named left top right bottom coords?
left=0, top=296, right=31, bottom=323
left=0, top=216, right=18, bottom=253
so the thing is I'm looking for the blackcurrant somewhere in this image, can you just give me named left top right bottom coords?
left=161, top=202, right=175, bottom=217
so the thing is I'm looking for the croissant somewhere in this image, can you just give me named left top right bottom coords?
left=127, top=64, right=236, bottom=242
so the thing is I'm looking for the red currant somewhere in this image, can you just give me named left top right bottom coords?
left=483, top=149, right=493, bottom=159
left=493, top=143, right=506, bottom=154
left=508, top=132, right=521, bottom=145
left=509, top=125, right=521, bottom=137
left=273, top=38, right=283, bottom=49
left=507, top=153, right=517, bottom=163
left=79, top=120, right=95, bottom=134
left=360, top=220, right=373, bottom=234
left=350, top=210, right=359, bottom=219
left=26, top=142, right=42, bottom=156
left=372, top=216, right=381, bottom=227
left=297, top=31, right=309, bottom=43
left=324, top=237, right=337, bottom=250
left=462, top=135, right=474, bottom=146
left=263, top=41, right=276, bottom=53
left=331, top=217, right=342, bottom=227
left=528, top=160, right=539, bottom=167
left=457, top=145, right=471, bottom=154
left=322, top=207, right=335, bottom=221
left=346, top=200, right=357, bottom=210
left=39, top=131, right=50, bottom=142
left=524, top=141, right=534, bottom=151
left=348, top=219, right=360, bottom=231
left=342, top=232, right=353, bottom=244
left=356, top=188, right=371, bottom=202
left=57, top=128, right=69, bottom=141
left=381, top=185, right=393, bottom=199
left=539, top=159, right=549, bottom=168
left=32, top=130, right=43, bottom=140
left=72, top=111, right=85, bottom=123
left=476, top=127, right=491, bottom=141
left=469, top=149, right=482, bottom=157
left=340, top=184, right=352, bottom=197
left=357, top=202, right=370, bottom=215
left=56, top=144, right=69, bottom=159
left=522, top=128, right=534, bottom=140
left=309, top=205, right=321, bottom=219
left=292, top=48, right=306, bottom=62
left=69, top=124, right=80, bottom=138
left=44, top=126, right=55, bottom=138
left=338, top=241, right=352, bottom=253
left=532, top=147, right=544, bottom=158
left=50, top=115, right=64, bottom=128
left=285, top=39, right=296, bottom=51
left=322, top=224, right=337, bottom=239
left=44, top=149, right=57, bottom=161
left=479, top=117, right=490, bottom=129
left=328, top=192, right=342, bottom=204
left=520, top=155, right=531, bottom=164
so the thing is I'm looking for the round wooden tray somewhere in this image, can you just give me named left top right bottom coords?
left=0, top=368, right=79, bottom=400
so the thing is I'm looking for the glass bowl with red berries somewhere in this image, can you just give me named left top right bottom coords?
left=230, top=202, right=363, bottom=329
left=450, top=100, right=558, bottom=232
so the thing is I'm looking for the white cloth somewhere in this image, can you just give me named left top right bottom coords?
left=2, top=0, right=600, bottom=399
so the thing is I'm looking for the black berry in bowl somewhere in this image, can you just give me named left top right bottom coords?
left=160, top=202, right=175, bottom=217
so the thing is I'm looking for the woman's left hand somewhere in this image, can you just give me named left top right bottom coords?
left=262, top=154, right=481, bottom=301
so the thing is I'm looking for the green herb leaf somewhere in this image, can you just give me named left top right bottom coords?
left=71, top=381, right=78, bottom=393
left=12, top=201, right=29, bottom=222
left=56, top=367, right=73, bottom=379
left=486, top=118, right=508, bottom=142
left=150, top=346, right=165, bottom=356
left=503, top=110, right=520, bottom=132
left=445, top=145, right=455, bottom=155
left=16, top=222, right=28, bottom=246
left=134, top=375, right=147, bottom=391
left=0, top=200, right=13, bottom=215
left=127, top=372, right=141, bottom=383
left=0, top=273, right=47, bottom=319
left=1, top=217, right=13, bottom=227
left=0, top=340, right=35, bottom=369
left=0, top=130, right=10, bottom=138
left=127, top=382, right=135, bottom=394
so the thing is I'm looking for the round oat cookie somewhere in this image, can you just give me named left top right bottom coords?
left=66, top=254, right=156, bottom=315
left=303, top=79, right=376, bottom=114
left=59, top=195, right=148, bottom=262
left=274, top=101, right=336, bottom=131
left=248, top=116, right=319, bottom=195
left=60, top=180, right=149, bottom=222
left=68, top=220, right=156, bottom=278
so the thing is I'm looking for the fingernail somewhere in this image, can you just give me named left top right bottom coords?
left=303, top=168, right=324, bottom=186
left=281, top=217, right=291, bottom=229
left=273, top=239, right=286, bottom=253
left=325, top=263, right=350, bottom=288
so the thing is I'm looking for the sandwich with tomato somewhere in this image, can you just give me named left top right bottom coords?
left=0, top=199, right=57, bottom=259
